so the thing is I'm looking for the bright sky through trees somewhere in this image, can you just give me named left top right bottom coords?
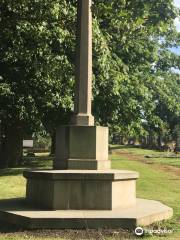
left=174, top=0, right=180, bottom=31
left=172, top=0, right=180, bottom=54
left=174, top=0, right=180, bottom=7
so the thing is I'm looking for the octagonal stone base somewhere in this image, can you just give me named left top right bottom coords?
left=0, top=198, right=173, bottom=229
left=23, top=170, right=139, bottom=210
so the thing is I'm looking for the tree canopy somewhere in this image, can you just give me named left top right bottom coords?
left=92, top=0, right=180, bottom=137
left=0, top=0, right=179, bottom=166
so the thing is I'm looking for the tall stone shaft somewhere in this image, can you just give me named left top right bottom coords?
left=72, top=0, right=94, bottom=126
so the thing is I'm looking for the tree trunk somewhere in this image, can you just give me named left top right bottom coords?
left=157, top=134, right=162, bottom=149
left=147, top=134, right=154, bottom=149
left=50, top=133, right=56, bottom=155
left=141, top=137, right=147, bottom=148
left=0, top=124, right=23, bottom=168
left=176, top=130, right=180, bottom=152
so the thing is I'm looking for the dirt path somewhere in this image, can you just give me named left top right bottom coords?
left=113, top=151, right=180, bottom=177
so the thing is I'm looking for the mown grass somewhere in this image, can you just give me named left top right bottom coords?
left=0, top=157, right=52, bottom=200
left=111, top=150, right=180, bottom=239
left=111, top=145, right=180, bottom=168
left=0, top=147, right=179, bottom=240
left=149, top=157, right=180, bottom=167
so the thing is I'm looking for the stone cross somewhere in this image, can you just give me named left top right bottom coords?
left=71, top=0, right=94, bottom=126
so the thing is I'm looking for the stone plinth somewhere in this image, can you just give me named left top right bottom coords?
left=54, top=126, right=111, bottom=170
left=23, top=170, right=139, bottom=210
left=0, top=198, right=173, bottom=229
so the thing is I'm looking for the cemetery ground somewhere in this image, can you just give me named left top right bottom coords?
left=0, top=146, right=179, bottom=240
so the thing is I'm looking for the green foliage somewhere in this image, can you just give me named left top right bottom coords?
left=92, top=0, right=180, bottom=136
left=0, top=0, right=75, bottom=133
left=0, top=0, right=179, bottom=138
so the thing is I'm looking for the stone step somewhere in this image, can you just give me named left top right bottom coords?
left=0, top=198, right=173, bottom=229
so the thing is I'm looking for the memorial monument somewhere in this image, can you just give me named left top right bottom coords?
left=0, top=0, right=173, bottom=229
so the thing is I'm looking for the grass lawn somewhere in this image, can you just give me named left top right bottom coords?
left=111, top=145, right=180, bottom=168
left=0, top=147, right=179, bottom=240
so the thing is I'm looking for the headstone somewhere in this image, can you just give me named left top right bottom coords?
left=23, top=140, right=33, bottom=148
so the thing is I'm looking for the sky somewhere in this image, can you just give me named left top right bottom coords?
left=174, top=0, right=180, bottom=32
left=172, top=0, right=180, bottom=55
left=174, top=0, right=180, bottom=8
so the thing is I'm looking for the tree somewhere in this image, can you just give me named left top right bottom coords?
left=0, top=0, right=75, bottom=167
left=92, top=0, right=180, bottom=139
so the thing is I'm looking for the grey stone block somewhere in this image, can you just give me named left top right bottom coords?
left=24, top=170, right=139, bottom=210
left=54, top=126, right=110, bottom=170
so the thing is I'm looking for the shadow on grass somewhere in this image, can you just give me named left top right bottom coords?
left=0, top=221, right=23, bottom=233
left=110, top=145, right=140, bottom=150
left=0, top=168, right=25, bottom=176
left=0, top=157, right=53, bottom=176
left=23, top=159, right=52, bottom=168
left=110, top=145, right=174, bottom=155
left=23, top=156, right=54, bottom=161
left=23, top=156, right=53, bottom=167
left=0, top=198, right=26, bottom=233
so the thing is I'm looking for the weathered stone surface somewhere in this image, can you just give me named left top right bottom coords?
left=24, top=170, right=139, bottom=180
left=24, top=170, right=139, bottom=210
left=67, top=160, right=111, bottom=170
left=54, top=126, right=110, bottom=170
left=0, top=198, right=173, bottom=229
left=71, top=0, right=94, bottom=126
